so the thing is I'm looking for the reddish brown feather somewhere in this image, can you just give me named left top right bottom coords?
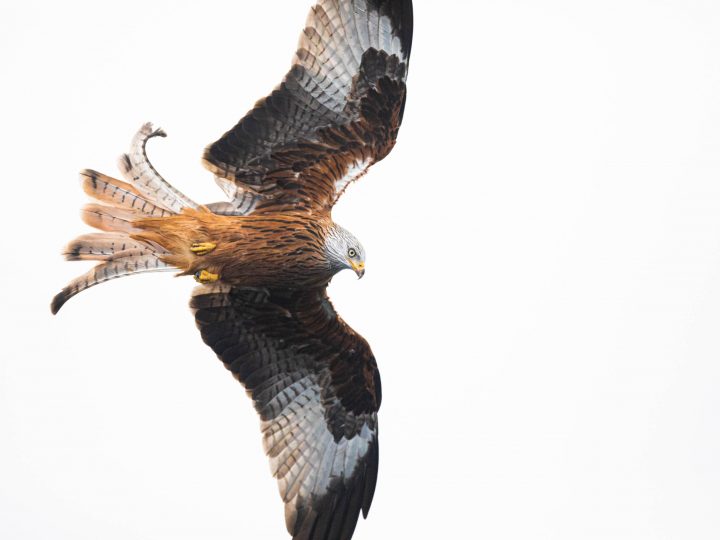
left=133, top=208, right=337, bottom=288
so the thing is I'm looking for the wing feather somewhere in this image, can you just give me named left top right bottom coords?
left=203, top=0, right=413, bottom=215
left=191, top=284, right=381, bottom=540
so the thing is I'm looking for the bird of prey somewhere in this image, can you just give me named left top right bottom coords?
left=51, top=1, right=412, bottom=538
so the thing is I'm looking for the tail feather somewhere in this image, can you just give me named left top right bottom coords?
left=117, top=123, right=198, bottom=214
left=81, top=169, right=172, bottom=218
left=51, top=253, right=173, bottom=315
left=63, top=233, right=158, bottom=261
left=52, top=122, right=197, bottom=314
left=81, top=203, right=143, bottom=233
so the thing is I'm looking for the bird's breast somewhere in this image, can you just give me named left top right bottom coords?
left=207, top=213, right=333, bottom=288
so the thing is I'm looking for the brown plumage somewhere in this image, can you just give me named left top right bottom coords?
left=52, top=1, right=413, bottom=539
left=134, top=209, right=336, bottom=288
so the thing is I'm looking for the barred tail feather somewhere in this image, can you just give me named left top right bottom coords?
left=81, top=203, right=143, bottom=234
left=63, top=233, right=155, bottom=261
left=52, top=122, right=196, bottom=314
left=50, top=253, right=173, bottom=315
left=81, top=169, right=173, bottom=218
left=117, top=122, right=198, bottom=214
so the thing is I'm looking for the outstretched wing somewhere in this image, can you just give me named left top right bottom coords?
left=203, top=0, right=413, bottom=216
left=191, top=284, right=381, bottom=540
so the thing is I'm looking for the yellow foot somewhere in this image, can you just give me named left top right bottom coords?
left=194, top=270, right=220, bottom=283
left=190, top=242, right=217, bottom=256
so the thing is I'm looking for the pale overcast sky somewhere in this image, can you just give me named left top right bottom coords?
left=2, top=1, right=720, bottom=539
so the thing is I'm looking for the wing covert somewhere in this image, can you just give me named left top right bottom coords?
left=191, top=284, right=381, bottom=540
left=203, top=0, right=413, bottom=215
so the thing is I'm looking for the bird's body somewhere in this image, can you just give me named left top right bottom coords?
left=52, top=1, right=413, bottom=538
left=135, top=209, right=338, bottom=289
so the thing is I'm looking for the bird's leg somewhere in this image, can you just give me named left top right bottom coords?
left=190, top=242, right=217, bottom=256
left=194, top=269, right=220, bottom=283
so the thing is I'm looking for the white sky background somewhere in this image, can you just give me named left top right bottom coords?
left=2, top=0, right=720, bottom=538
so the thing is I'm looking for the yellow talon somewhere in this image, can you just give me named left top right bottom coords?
left=194, top=269, right=220, bottom=283
left=190, top=242, right=217, bottom=256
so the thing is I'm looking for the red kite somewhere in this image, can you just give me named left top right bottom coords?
left=52, top=1, right=413, bottom=538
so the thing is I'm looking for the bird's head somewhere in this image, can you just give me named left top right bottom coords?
left=325, top=223, right=366, bottom=278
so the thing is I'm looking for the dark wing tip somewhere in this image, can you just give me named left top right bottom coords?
left=361, top=436, right=380, bottom=518
left=371, top=0, right=414, bottom=57
left=288, top=435, right=380, bottom=540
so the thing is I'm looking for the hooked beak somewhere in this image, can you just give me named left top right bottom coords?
left=349, top=260, right=365, bottom=279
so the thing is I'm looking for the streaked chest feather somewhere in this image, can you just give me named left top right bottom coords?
left=203, top=213, right=334, bottom=287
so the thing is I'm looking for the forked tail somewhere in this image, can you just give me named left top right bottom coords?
left=51, top=123, right=198, bottom=314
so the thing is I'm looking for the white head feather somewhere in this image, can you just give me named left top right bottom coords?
left=324, top=223, right=366, bottom=277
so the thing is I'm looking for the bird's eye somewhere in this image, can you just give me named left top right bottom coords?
left=348, top=248, right=357, bottom=258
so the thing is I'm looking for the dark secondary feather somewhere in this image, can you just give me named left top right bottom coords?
left=202, top=0, right=413, bottom=215
left=192, top=285, right=381, bottom=540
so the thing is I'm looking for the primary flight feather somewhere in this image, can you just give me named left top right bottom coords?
left=52, top=1, right=413, bottom=539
